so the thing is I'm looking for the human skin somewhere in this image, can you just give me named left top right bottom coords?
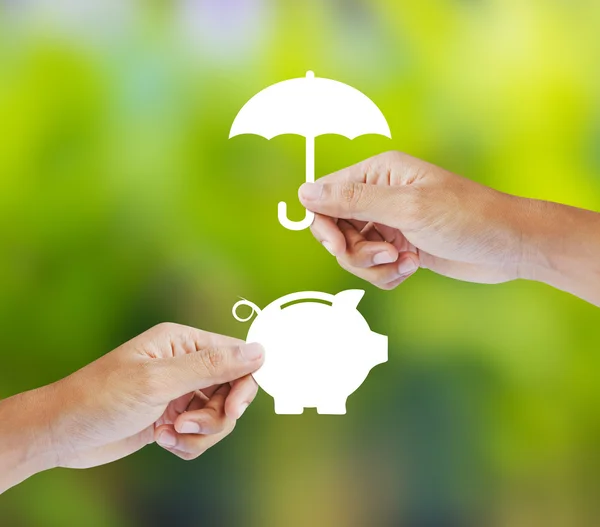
left=0, top=323, right=264, bottom=494
left=299, top=151, right=600, bottom=306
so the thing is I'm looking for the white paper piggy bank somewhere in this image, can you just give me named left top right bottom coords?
left=232, top=289, right=387, bottom=415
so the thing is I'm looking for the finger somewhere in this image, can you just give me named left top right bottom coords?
left=310, top=216, right=373, bottom=259
left=337, top=259, right=398, bottom=288
left=314, top=151, right=428, bottom=186
left=175, top=384, right=231, bottom=435
left=186, top=392, right=209, bottom=411
left=162, top=392, right=195, bottom=423
left=379, top=225, right=417, bottom=255
left=312, top=159, right=368, bottom=185
left=362, top=223, right=385, bottom=242
left=310, top=214, right=346, bottom=256
left=155, top=422, right=235, bottom=461
left=194, top=331, right=247, bottom=352
left=224, top=374, right=259, bottom=419
left=148, top=323, right=246, bottom=357
left=347, top=218, right=370, bottom=231
left=338, top=251, right=420, bottom=289
left=199, top=384, right=222, bottom=399
left=338, top=220, right=398, bottom=268
left=157, top=342, right=264, bottom=400
left=349, top=222, right=418, bottom=263
left=299, top=180, right=410, bottom=226
left=381, top=273, right=414, bottom=290
left=308, top=153, right=386, bottom=186
left=372, top=223, right=399, bottom=244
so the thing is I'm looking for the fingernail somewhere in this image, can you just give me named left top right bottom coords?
left=322, top=241, right=336, bottom=256
left=373, top=251, right=396, bottom=265
left=398, top=258, right=418, bottom=275
left=300, top=183, right=323, bottom=201
left=237, top=402, right=250, bottom=418
left=241, top=342, right=263, bottom=361
left=157, top=429, right=177, bottom=448
left=179, top=421, right=201, bottom=434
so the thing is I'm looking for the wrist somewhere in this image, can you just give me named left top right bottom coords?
left=512, top=197, right=554, bottom=281
left=514, top=197, right=600, bottom=305
left=0, top=384, right=61, bottom=493
left=482, top=191, right=539, bottom=278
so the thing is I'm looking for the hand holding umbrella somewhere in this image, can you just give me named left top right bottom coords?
left=230, top=71, right=391, bottom=231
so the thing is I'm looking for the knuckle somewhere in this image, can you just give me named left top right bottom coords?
left=384, top=150, right=404, bottom=163
left=203, top=405, right=224, bottom=425
left=176, top=451, right=197, bottom=461
left=337, top=257, right=373, bottom=282
left=371, top=270, right=399, bottom=290
left=152, top=322, right=181, bottom=335
left=201, top=347, right=226, bottom=375
left=186, top=443, right=209, bottom=460
left=377, top=281, right=396, bottom=291
left=380, top=275, right=407, bottom=290
left=341, top=181, right=378, bottom=216
left=340, top=182, right=363, bottom=210
left=362, top=158, right=378, bottom=182
left=347, top=244, right=372, bottom=266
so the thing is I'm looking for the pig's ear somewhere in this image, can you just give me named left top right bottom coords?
left=333, top=289, right=365, bottom=310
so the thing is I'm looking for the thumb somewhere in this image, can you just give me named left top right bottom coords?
left=299, top=181, right=409, bottom=227
left=156, top=343, right=264, bottom=400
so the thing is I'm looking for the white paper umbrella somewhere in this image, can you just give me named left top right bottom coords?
left=229, top=71, right=391, bottom=230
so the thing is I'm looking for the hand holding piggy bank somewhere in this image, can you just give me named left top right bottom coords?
left=232, top=290, right=387, bottom=414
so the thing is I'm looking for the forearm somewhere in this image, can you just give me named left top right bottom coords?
left=0, top=385, right=59, bottom=494
left=516, top=197, right=600, bottom=306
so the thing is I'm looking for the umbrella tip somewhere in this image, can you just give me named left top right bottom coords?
left=306, top=70, right=315, bottom=79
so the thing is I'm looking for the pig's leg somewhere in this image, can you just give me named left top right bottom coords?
left=317, top=399, right=347, bottom=415
left=274, top=399, right=304, bottom=414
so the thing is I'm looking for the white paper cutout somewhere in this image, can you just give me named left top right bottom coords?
left=233, top=290, right=388, bottom=414
left=229, top=71, right=392, bottom=230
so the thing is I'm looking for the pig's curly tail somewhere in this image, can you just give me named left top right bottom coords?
left=232, top=298, right=262, bottom=322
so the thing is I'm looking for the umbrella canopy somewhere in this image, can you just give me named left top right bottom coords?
left=230, top=71, right=391, bottom=230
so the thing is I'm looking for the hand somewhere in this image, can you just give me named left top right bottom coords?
left=0, top=323, right=264, bottom=493
left=299, top=151, right=528, bottom=289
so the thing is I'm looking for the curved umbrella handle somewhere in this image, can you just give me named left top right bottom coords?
left=278, top=135, right=316, bottom=231
left=278, top=202, right=315, bottom=231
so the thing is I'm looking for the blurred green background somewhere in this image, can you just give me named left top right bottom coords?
left=1, top=1, right=600, bottom=525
